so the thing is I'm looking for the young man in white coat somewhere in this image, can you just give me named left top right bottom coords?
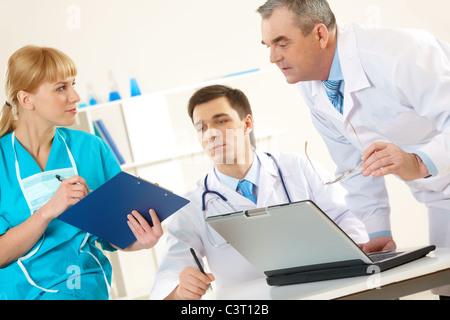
left=258, top=0, right=450, bottom=298
left=150, top=85, right=368, bottom=300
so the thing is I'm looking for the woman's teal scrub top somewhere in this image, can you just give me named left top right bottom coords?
left=0, top=128, right=121, bottom=300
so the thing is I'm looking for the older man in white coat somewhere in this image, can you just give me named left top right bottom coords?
left=150, top=85, right=368, bottom=300
left=258, top=0, right=450, bottom=298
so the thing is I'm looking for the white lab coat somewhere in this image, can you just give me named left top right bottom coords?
left=298, top=22, right=450, bottom=236
left=297, top=23, right=450, bottom=295
left=150, top=151, right=368, bottom=300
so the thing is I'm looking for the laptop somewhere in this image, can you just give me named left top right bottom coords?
left=205, top=200, right=435, bottom=286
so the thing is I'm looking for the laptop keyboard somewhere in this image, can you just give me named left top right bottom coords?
left=368, top=250, right=402, bottom=263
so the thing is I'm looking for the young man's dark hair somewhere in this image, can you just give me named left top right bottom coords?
left=188, top=85, right=256, bottom=149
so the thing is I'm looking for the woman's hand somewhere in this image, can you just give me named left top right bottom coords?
left=40, top=175, right=89, bottom=221
left=124, top=209, right=164, bottom=251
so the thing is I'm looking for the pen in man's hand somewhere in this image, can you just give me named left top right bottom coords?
left=190, top=248, right=213, bottom=290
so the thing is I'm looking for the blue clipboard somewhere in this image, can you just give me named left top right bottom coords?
left=58, top=171, right=190, bottom=249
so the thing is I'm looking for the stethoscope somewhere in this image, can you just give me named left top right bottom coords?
left=201, top=153, right=292, bottom=247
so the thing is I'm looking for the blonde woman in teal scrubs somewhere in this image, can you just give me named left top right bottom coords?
left=0, top=45, right=163, bottom=300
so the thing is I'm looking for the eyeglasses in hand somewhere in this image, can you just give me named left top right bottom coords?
left=304, top=120, right=365, bottom=185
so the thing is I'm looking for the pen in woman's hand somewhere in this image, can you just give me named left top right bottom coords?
left=55, top=175, right=92, bottom=193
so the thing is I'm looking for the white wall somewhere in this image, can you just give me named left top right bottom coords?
left=2, top=1, right=449, bottom=104
left=1, top=1, right=448, bottom=298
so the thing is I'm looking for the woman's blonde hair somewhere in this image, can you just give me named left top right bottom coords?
left=1, top=45, right=78, bottom=138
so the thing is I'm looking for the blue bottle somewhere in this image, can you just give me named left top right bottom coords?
left=108, top=71, right=121, bottom=102
left=130, top=78, right=141, bottom=97
left=89, top=94, right=98, bottom=105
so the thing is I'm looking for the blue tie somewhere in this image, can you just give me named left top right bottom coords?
left=323, top=80, right=344, bottom=114
left=237, top=180, right=257, bottom=204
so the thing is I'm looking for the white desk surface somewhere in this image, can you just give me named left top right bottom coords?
left=216, top=248, right=450, bottom=300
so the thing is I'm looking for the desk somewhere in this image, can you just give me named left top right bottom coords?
left=216, top=248, right=450, bottom=300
